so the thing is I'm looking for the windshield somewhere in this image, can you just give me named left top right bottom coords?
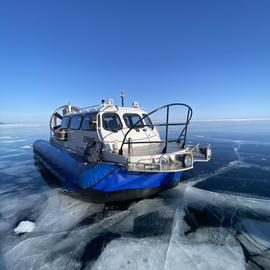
left=123, top=113, right=144, bottom=128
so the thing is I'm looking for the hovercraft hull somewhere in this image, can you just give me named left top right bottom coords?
left=33, top=140, right=182, bottom=202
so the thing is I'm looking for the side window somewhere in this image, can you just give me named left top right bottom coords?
left=143, top=114, right=153, bottom=128
left=70, top=114, right=82, bottom=130
left=60, top=116, right=70, bottom=129
left=123, top=114, right=144, bottom=128
left=82, top=113, right=97, bottom=131
left=102, top=113, right=122, bottom=132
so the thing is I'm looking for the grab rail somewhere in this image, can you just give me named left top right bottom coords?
left=119, top=103, right=193, bottom=155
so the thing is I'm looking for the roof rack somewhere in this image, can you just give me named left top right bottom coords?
left=79, top=104, right=101, bottom=112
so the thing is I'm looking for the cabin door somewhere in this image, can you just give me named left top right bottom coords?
left=99, top=112, right=125, bottom=151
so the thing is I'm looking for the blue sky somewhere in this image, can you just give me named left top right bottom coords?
left=0, top=0, right=269, bottom=123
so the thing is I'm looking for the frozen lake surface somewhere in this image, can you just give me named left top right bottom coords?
left=0, top=121, right=270, bottom=269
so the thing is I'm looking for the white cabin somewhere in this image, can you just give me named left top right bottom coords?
left=50, top=100, right=211, bottom=172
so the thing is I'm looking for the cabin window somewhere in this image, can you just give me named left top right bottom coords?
left=102, top=113, right=122, bottom=132
left=142, top=114, right=153, bottom=128
left=82, top=113, right=97, bottom=131
left=70, top=114, right=82, bottom=130
left=123, top=113, right=144, bottom=128
left=60, top=116, right=70, bottom=129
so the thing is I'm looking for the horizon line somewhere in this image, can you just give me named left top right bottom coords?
left=1, top=117, right=270, bottom=126
left=192, top=117, right=270, bottom=122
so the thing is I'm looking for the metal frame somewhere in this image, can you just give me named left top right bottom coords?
left=119, top=103, right=193, bottom=155
left=49, top=104, right=80, bottom=137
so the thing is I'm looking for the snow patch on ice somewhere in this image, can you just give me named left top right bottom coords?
left=21, top=145, right=32, bottom=149
left=14, top=221, right=35, bottom=234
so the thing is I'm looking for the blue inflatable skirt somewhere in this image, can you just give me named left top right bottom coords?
left=33, top=140, right=182, bottom=202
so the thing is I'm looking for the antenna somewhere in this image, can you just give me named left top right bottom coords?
left=120, top=91, right=125, bottom=107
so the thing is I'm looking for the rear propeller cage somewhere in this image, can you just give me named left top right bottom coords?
left=119, top=103, right=193, bottom=156
left=49, top=104, right=80, bottom=137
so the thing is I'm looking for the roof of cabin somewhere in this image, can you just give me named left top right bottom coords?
left=67, top=104, right=147, bottom=115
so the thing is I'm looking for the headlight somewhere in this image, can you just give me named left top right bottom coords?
left=160, top=156, right=169, bottom=165
left=184, top=155, right=192, bottom=167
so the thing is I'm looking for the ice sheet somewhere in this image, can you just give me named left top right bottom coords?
left=1, top=123, right=270, bottom=269
left=92, top=230, right=245, bottom=270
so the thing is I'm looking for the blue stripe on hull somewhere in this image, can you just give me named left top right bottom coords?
left=33, top=140, right=182, bottom=192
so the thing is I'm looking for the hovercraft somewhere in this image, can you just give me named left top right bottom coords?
left=33, top=96, right=211, bottom=202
